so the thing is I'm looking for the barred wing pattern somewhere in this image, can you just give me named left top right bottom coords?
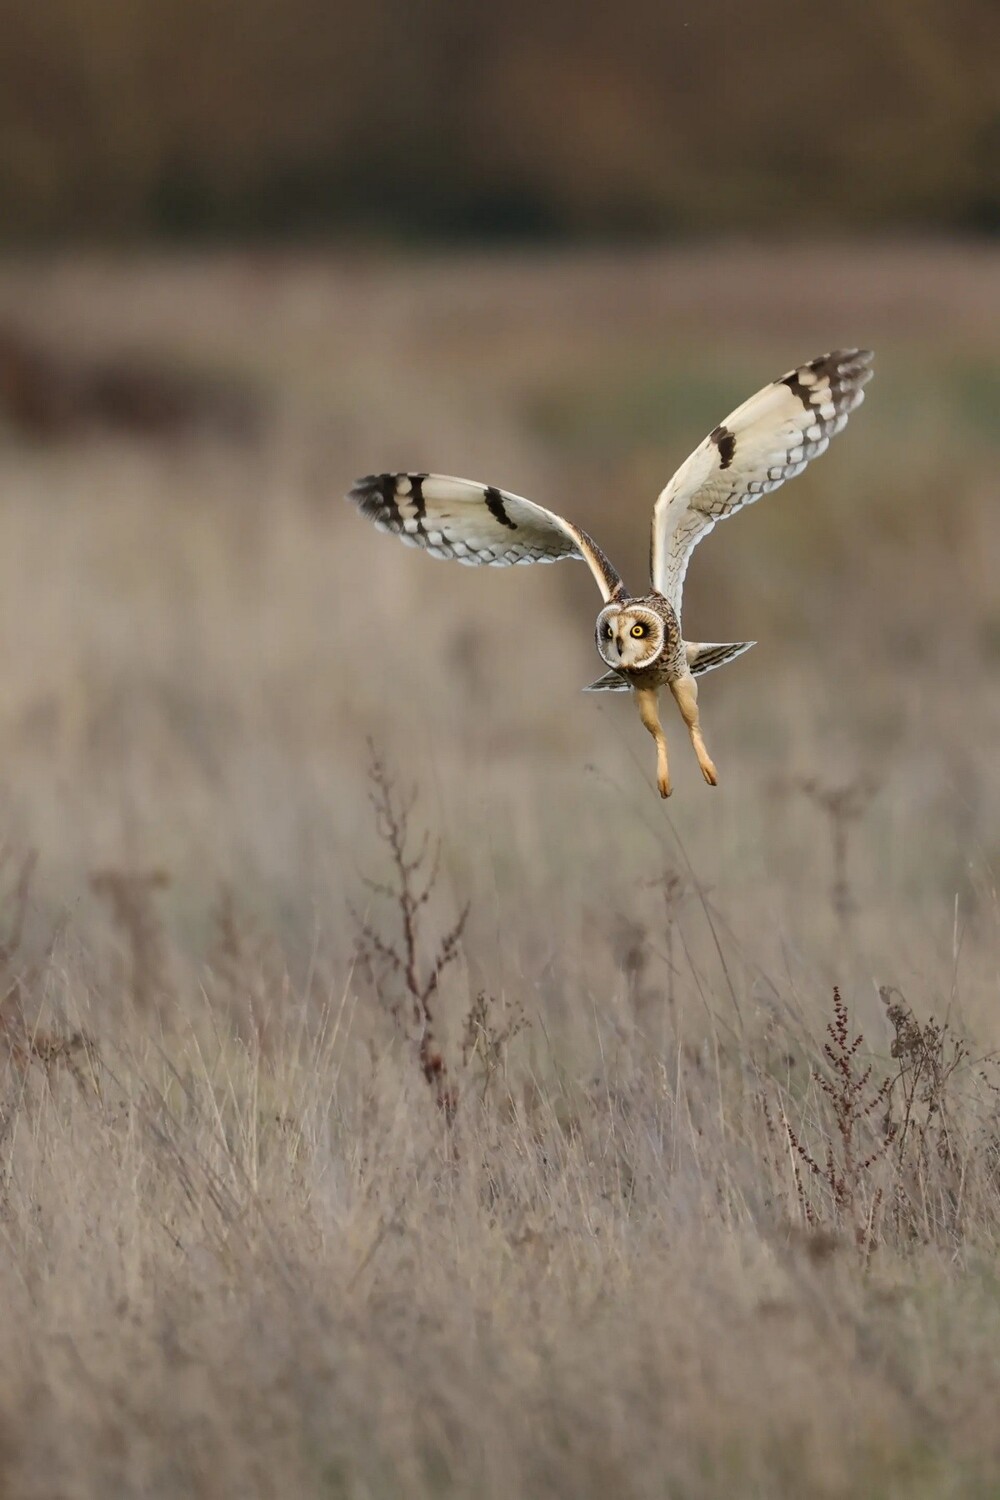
left=348, top=472, right=624, bottom=603
left=650, top=349, right=873, bottom=617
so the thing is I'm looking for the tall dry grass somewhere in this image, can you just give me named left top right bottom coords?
left=0, top=242, right=997, bottom=1495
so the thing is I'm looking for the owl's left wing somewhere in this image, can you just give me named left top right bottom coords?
left=348, top=472, right=624, bottom=603
left=650, top=349, right=873, bottom=618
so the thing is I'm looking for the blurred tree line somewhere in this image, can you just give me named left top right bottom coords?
left=1, top=0, right=997, bottom=241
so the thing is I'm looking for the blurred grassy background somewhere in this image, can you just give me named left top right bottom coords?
left=1, top=4, right=1000, bottom=1496
left=2, top=243, right=997, bottom=954
left=1, top=0, right=997, bottom=240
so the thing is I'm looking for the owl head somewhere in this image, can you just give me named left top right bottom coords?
left=595, top=601, right=667, bottom=672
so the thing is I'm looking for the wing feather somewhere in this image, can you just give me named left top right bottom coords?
left=650, top=350, right=873, bottom=616
left=348, top=472, right=624, bottom=603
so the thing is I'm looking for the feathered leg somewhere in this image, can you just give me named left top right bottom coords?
left=635, top=687, right=672, bottom=799
left=670, top=673, right=718, bottom=786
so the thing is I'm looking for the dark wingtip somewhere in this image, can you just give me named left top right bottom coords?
left=829, top=348, right=875, bottom=385
left=347, top=473, right=400, bottom=525
left=841, top=347, right=875, bottom=378
left=346, top=473, right=384, bottom=506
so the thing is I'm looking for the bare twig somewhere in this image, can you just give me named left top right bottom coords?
left=353, top=743, right=468, bottom=1122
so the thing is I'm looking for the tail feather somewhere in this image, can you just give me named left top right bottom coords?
left=582, top=668, right=631, bottom=692
left=686, top=641, right=755, bottom=677
left=584, top=642, right=754, bottom=691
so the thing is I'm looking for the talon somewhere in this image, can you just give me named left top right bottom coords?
left=701, top=761, right=718, bottom=787
left=658, top=777, right=673, bottom=799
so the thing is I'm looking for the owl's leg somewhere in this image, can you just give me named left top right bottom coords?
left=634, top=687, right=671, bottom=798
left=670, top=673, right=718, bottom=786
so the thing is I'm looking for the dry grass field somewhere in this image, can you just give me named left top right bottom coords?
left=0, top=241, right=998, bottom=1497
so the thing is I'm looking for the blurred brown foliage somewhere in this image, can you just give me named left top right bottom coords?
left=1, top=0, right=997, bottom=240
left=0, top=322, right=261, bottom=439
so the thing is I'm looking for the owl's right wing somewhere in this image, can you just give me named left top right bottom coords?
left=649, top=350, right=873, bottom=618
left=348, top=472, right=624, bottom=603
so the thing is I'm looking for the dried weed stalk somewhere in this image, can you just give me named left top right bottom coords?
left=880, top=984, right=971, bottom=1236
left=353, top=744, right=468, bottom=1122
left=461, top=990, right=528, bottom=1103
left=769, top=984, right=987, bottom=1251
left=623, top=867, right=689, bottom=1018
left=795, top=776, right=877, bottom=929
left=881, top=985, right=967, bottom=1164
left=779, top=987, right=895, bottom=1247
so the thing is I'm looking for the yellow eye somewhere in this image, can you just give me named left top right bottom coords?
left=630, top=623, right=646, bottom=639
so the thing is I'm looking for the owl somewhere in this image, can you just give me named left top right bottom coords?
left=348, top=349, right=872, bottom=797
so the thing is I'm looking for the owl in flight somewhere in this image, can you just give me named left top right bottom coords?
left=349, top=349, right=872, bottom=797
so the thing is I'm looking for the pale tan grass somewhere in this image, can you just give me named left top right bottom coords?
left=0, top=243, right=996, bottom=1495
